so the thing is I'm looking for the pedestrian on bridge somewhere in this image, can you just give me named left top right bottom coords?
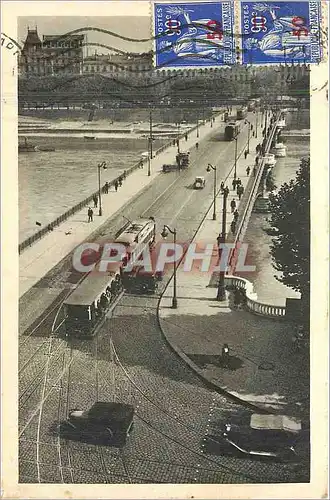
left=255, top=156, right=259, bottom=166
left=237, top=185, right=244, bottom=200
left=114, top=180, right=119, bottom=192
left=118, top=177, right=123, bottom=187
left=104, top=181, right=109, bottom=194
left=244, top=150, right=248, bottom=160
left=232, top=178, right=237, bottom=191
left=93, top=194, right=98, bottom=208
left=88, top=207, right=93, bottom=223
left=236, top=178, right=242, bottom=187
left=224, top=186, right=230, bottom=197
left=233, top=209, right=239, bottom=223
left=230, top=220, right=236, bottom=235
left=230, top=199, right=236, bottom=213
left=246, top=166, right=251, bottom=176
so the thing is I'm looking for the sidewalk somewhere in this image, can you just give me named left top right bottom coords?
left=19, top=113, right=225, bottom=297
left=158, top=120, right=309, bottom=417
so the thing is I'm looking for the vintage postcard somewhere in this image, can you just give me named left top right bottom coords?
left=1, top=0, right=329, bottom=498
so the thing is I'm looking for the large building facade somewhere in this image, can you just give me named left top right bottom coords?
left=19, top=27, right=309, bottom=102
left=19, top=28, right=84, bottom=76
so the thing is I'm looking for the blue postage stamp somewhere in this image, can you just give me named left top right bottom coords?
left=153, top=2, right=236, bottom=67
left=241, top=1, right=322, bottom=65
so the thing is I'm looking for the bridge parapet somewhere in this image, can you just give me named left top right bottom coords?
left=224, top=275, right=287, bottom=319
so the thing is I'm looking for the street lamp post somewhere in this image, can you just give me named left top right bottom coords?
left=206, top=163, right=217, bottom=220
left=97, top=161, right=107, bottom=216
left=255, top=111, right=258, bottom=139
left=245, top=119, right=251, bottom=154
left=216, top=187, right=229, bottom=301
left=234, top=137, right=238, bottom=180
left=161, top=225, right=178, bottom=309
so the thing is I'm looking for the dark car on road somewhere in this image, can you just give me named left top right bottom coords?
left=204, top=413, right=302, bottom=462
left=59, top=402, right=134, bottom=447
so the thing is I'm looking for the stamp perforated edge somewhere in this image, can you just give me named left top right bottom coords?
left=150, top=0, right=328, bottom=71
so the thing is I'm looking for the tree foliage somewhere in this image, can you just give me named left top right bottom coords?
left=267, top=157, right=310, bottom=299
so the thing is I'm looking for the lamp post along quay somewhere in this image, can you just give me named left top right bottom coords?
left=234, top=137, right=238, bottom=180
left=206, top=163, right=217, bottom=220
left=148, top=111, right=153, bottom=176
left=161, top=225, right=178, bottom=309
left=245, top=119, right=251, bottom=154
left=98, top=161, right=107, bottom=216
left=217, top=186, right=229, bottom=301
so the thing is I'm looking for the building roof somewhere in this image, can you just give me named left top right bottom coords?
left=23, top=29, right=42, bottom=49
left=43, top=34, right=85, bottom=41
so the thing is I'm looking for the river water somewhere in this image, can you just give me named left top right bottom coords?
left=19, top=133, right=168, bottom=242
left=238, top=136, right=310, bottom=306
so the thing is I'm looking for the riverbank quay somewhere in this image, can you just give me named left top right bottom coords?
left=19, top=112, right=226, bottom=297
left=158, top=117, right=310, bottom=419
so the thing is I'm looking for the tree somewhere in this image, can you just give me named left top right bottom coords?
left=267, top=157, right=310, bottom=311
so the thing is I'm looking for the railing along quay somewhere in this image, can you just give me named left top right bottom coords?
left=225, top=111, right=286, bottom=319
left=224, top=275, right=286, bottom=319
left=19, top=115, right=219, bottom=254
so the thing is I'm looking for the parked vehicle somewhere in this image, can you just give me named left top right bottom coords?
left=193, top=176, right=206, bottom=189
left=60, top=402, right=134, bottom=447
left=205, top=413, right=302, bottom=462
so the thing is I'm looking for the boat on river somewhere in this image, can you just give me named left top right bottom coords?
left=84, top=135, right=96, bottom=140
left=271, top=142, right=287, bottom=158
left=18, top=137, right=37, bottom=153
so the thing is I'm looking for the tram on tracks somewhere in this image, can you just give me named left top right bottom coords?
left=64, top=218, right=156, bottom=337
left=63, top=264, right=123, bottom=337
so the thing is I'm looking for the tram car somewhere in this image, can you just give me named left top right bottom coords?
left=114, top=217, right=156, bottom=269
left=224, top=122, right=240, bottom=141
left=121, top=246, right=163, bottom=294
left=236, top=107, right=247, bottom=120
left=63, top=263, right=123, bottom=337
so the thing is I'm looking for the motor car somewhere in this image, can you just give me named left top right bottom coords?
left=204, top=413, right=302, bottom=462
left=194, top=176, right=206, bottom=189
left=59, top=402, right=134, bottom=447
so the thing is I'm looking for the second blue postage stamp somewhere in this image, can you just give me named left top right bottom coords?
left=153, top=2, right=236, bottom=67
left=241, top=1, right=323, bottom=64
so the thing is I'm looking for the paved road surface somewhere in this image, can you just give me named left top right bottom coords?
left=19, top=115, right=304, bottom=483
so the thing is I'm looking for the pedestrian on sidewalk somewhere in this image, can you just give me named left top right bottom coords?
left=104, top=181, right=109, bottom=194
left=93, top=194, right=98, bottom=208
left=253, top=166, right=257, bottom=176
left=222, top=344, right=230, bottom=367
left=220, top=181, right=225, bottom=193
left=252, top=131, right=255, bottom=137
left=118, top=177, right=123, bottom=187
left=236, top=178, right=242, bottom=187
left=123, top=170, right=127, bottom=179
left=195, top=142, right=199, bottom=150
left=232, top=178, right=237, bottom=191
left=230, top=220, right=236, bottom=235
left=246, top=166, right=251, bottom=176
left=230, top=199, right=236, bottom=213
left=224, top=186, right=230, bottom=197
left=139, top=160, right=143, bottom=169
left=255, top=156, right=259, bottom=166
left=185, top=133, right=188, bottom=141
left=237, top=185, right=244, bottom=200
left=244, top=150, right=248, bottom=160
left=88, top=207, right=93, bottom=222
left=233, top=209, right=239, bottom=222
left=114, top=180, right=119, bottom=192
